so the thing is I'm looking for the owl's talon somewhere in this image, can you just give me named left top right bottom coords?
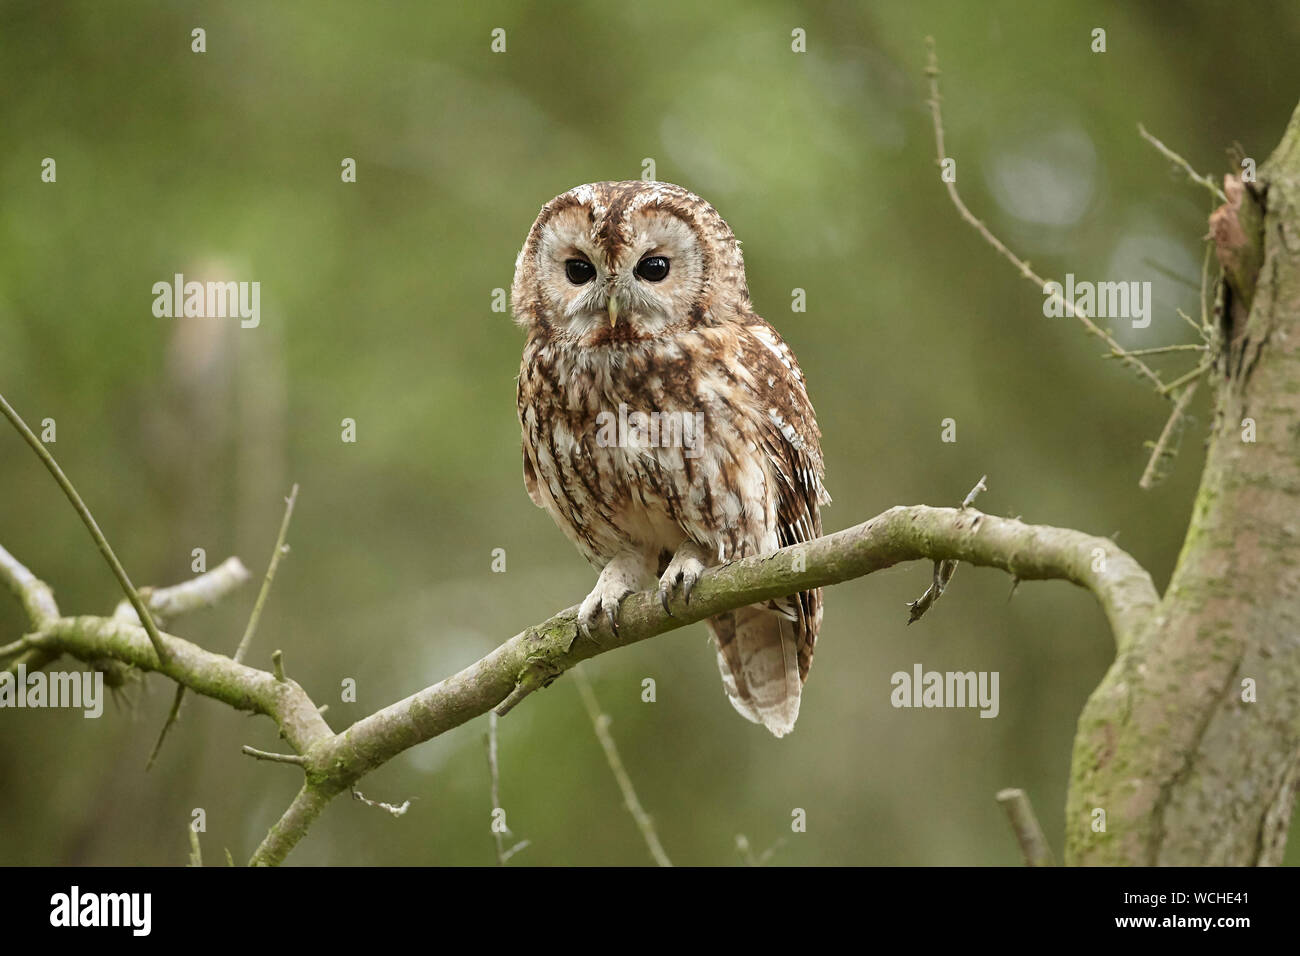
left=680, top=571, right=699, bottom=605
left=578, top=575, right=636, bottom=641
left=658, top=542, right=710, bottom=615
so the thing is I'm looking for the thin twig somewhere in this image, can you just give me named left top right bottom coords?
left=133, top=558, right=252, bottom=768
left=995, top=788, right=1055, bottom=866
left=148, top=487, right=298, bottom=766
left=572, top=664, right=673, bottom=867
left=735, top=833, right=784, bottom=867
left=1199, top=240, right=1214, bottom=336
left=498, top=839, right=529, bottom=863
left=493, top=652, right=563, bottom=717
left=1132, top=242, right=1216, bottom=488
left=188, top=826, right=203, bottom=867
left=271, top=649, right=286, bottom=682
left=351, top=788, right=411, bottom=817
left=1158, top=360, right=1211, bottom=397
left=235, top=485, right=299, bottom=665
left=145, top=683, right=187, bottom=770
left=909, top=475, right=987, bottom=623
left=486, top=712, right=506, bottom=863
left=0, top=392, right=169, bottom=663
left=961, top=474, right=988, bottom=509
left=1137, top=123, right=1228, bottom=204
left=241, top=745, right=307, bottom=766
left=907, top=559, right=956, bottom=624
left=484, top=712, right=530, bottom=864
left=115, top=556, right=251, bottom=624
left=1102, top=343, right=1207, bottom=358
left=1139, top=379, right=1201, bottom=491
left=1177, top=309, right=1205, bottom=338
left=923, top=39, right=1166, bottom=394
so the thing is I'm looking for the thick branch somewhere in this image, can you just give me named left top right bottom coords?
left=20, top=617, right=332, bottom=756
left=261, top=505, right=1153, bottom=862
left=1068, top=97, right=1300, bottom=866
left=2, top=504, right=1156, bottom=865
left=314, top=505, right=1154, bottom=789
left=249, top=784, right=335, bottom=867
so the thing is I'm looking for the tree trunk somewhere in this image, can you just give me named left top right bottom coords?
left=1067, top=100, right=1300, bottom=864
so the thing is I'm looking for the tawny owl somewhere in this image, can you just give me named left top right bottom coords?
left=511, top=181, right=830, bottom=737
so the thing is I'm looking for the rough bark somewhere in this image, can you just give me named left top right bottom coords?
left=1066, top=102, right=1300, bottom=865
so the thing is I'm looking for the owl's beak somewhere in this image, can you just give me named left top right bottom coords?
left=607, top=294, right=620, bottom=328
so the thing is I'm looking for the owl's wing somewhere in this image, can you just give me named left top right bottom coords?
left=705, top=318, right=829, bottom=735
left=522, top=442, right=546, bottom=509
left=740, top=320, right=830, bottom=527
left=740, top=319, right=830, bottom=680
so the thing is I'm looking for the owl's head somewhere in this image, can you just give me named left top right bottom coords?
left=511, top=181, right=750, bottom=344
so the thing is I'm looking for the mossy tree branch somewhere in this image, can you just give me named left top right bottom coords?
left=924, top=39, right=1300, bottom=865
left=0, top=500, right=1156, bottom=865
left=1066, top=98, right=1300, bottom=866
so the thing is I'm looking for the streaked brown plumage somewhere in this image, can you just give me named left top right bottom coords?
left=511, top=181, right=829, bottom=736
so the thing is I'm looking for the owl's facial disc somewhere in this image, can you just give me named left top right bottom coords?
left=513, top=182, right=753, bottom=341
left=524, top=199, right=708, bottom=342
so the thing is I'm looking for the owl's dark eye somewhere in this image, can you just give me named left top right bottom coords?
left=635, top=256, right=670, bottom=282
left=565, top=258, right=596, bottom=285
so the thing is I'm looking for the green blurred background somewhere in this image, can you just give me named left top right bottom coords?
left=2, top=0, right=1297, bottom=865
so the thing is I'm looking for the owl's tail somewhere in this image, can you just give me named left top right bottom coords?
left=707, top=591, right=819, bottom=737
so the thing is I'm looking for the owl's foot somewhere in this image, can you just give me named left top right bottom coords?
left=657, top=541, right=712, bottom=616
left=578, top=584, right=629, bottom=640
left=578, top=552, right=655, bottom=640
